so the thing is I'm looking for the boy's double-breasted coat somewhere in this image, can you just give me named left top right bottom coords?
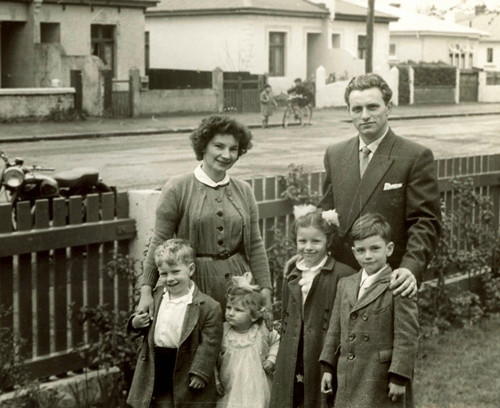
left=270, top=256, right=355, bottom=408
left=127, top=284, right=223, bottom=408
left=320, top=267, right=419, bottom=408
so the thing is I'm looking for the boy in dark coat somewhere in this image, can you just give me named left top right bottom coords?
left=320, top=213, right=419, bottom=408
left=127, top=238, right=223, bottom=408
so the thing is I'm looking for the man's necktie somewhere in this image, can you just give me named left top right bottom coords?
left=359, top=146, right=371, bottom=178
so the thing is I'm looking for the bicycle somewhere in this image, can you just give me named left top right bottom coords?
left=282, top=94, right=313, bottom=128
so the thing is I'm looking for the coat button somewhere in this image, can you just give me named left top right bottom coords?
left=217, top=211, right=223, bottom=217
left=351, top=313, right=357, bottom=320
left=348, top=334, right=355, bottom=341
left=363, top=334, right=370, bottom=341
left=347, top=353, right=355, bottom=360
left=362, top=314, right=368, bottom=321
left=218, top=239, right=224, bottom=245
left=217, top=226, right=224, bottom=231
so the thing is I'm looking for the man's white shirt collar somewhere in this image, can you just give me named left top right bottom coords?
left=359, top=126, right=390, bottom=154
left=194, top=164, right=230, bottom=187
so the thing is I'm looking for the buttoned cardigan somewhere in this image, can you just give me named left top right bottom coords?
left=142, top=173, right=271, bottom=290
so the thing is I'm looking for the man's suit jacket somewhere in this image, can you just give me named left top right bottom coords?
left=320, top=128, right=441, bottom=282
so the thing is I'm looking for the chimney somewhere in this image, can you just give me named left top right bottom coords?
left=308, top=0, right=335, bottom=18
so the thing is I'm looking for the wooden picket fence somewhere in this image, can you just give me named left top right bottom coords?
left=0, top=192, right=136, bottom=380
left=0, top=154, right=500, bottom=381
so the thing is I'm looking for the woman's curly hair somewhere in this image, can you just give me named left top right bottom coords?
left=189, top=115, right=253, bottom=160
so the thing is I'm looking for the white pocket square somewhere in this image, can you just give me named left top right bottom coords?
left=383, top=182, right=402, bottom=191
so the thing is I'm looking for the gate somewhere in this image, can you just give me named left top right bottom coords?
left=223, top=72, right=266, bottom=113
left=103, top=71, right=132, bottom=117
left=459, top=69, right=479, bottom=102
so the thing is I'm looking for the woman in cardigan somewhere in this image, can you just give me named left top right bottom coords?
left=137, top=115, right=272, bottom=315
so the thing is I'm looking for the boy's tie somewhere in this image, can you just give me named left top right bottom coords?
left=359, top=146, right=371, bottom=177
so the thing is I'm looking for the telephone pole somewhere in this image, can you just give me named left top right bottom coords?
left=366, top=0, right=375, bottom=73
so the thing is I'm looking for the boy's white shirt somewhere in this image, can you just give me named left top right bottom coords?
left=296, top=255, right=328, bottom=304
left=154, top=283, right=195, bottom=348
left=357, top=264, right=389, bottom=300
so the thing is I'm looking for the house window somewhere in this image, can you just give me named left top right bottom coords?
left=91, top=24, right=115, bottom=76
left=331, top=34, right=341, bottom=48
left=389, top=43, right=396, bottom=57
left=145, top=31, right=150, bottom=72
left=269, top=32, right=286, bottom=77
left=357, top=35, right=367, bottom=59
left=40, top=23, right=60, bottom=43
left=487, top=48, right=493, bottom=63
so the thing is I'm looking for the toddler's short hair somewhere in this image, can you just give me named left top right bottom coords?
left=227, top=285, right=265, bottom=325
left=350, top=213, right=392, bottom=243
left=154, top=238, right=195, bottom=268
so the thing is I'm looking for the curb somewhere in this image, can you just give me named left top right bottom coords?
left=3, top=110, right=499, bottom=143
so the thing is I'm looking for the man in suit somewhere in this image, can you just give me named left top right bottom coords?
left=320, top=73, right=441, bottom=297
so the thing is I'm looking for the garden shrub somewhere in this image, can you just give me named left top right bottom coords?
left=397, top=65, right=410, bottom=105
left=73, top=254, right=142, bottom=407
left=413, top=64, right=456, bottom=87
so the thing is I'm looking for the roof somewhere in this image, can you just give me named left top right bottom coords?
left=380, top=4, right=489, bottom=38
left=147, top=0, right=397, bottom=22
left=458, top=13, right=500, bottom=42
left=148, top=0, right=329, bottom=18
left=42, top=0, right=158, bottom=8
left=335, top=0, right=398, bottom=23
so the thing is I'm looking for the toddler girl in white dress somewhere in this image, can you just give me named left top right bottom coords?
left=216, top=273, right=280, bottom=408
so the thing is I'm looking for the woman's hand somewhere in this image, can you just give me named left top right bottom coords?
left=137, top=285, right=154, bottom=316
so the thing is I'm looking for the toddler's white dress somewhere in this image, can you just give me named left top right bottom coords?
left=217, top=322, right=279, bottom=408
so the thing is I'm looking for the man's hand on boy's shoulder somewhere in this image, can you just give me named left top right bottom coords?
left=131, top=311, right=151, bottom=329
left=390, top=267, right=417, bottom=298
left=189, top=374, right=207, bottom=389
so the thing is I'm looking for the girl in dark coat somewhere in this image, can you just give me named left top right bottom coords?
left=270, top=208, right=355, bottom=408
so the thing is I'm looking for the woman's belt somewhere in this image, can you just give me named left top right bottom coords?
left=196, top=249, right=239, bottom=260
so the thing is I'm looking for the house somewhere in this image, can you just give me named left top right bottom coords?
left=145, top=0, right=398, bottom=92
left=457, top=12, right=500, bottom=71
left=0, top=0, right=156, bottom=115
left=375, top=4, right=489, bottom=68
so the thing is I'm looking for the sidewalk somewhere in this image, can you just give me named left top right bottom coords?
left=2, top=102, right=500, bottom=143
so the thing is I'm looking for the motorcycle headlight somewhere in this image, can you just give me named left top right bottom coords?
left=4, top=167, right=24, bottom=188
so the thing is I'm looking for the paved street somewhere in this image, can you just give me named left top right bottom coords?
left=2, top=112, right=500, bottom=190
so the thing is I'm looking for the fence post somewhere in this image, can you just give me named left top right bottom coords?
left=212, top=67, right=224, bottom=113
left=315, top=65, right=326, bottom=109
left=129, top=68, right=141, bottom=117
left=388, top=66, right=399, bottom=106
left=408, top=66, right=414, bottom=105
left=477, top=71, right=486, bottom=102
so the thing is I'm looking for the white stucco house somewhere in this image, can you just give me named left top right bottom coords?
left=457, top=12, right=500, bottom=71
left=374, top=4, right=489, bottom=68
left=145, top=0, right=398, bottom=92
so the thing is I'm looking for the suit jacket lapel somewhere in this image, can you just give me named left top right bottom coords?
left=179, top=286, right=201, bottom=346
left=345, top=273, right=362, bottom=310
left=335, top=138, right=360, bottom=235
left=351, top=267, right=392, bottom=314
left=345, top=130, right=396, bottom=232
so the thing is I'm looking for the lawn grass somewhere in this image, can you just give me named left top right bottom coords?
left=414, top=314, right=500, bottom=408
